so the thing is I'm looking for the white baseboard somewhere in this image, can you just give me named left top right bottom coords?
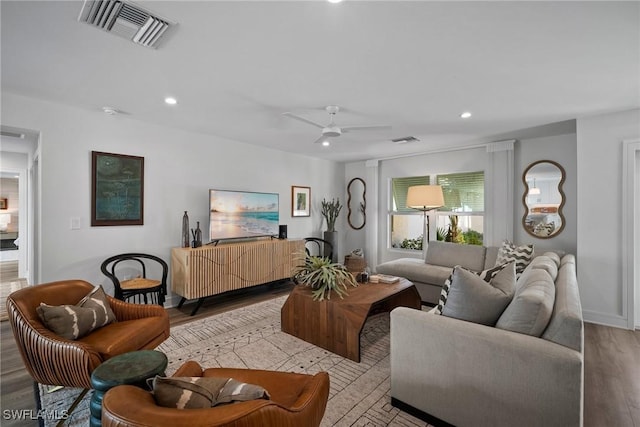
left=582, top=310, right=630, bottom=329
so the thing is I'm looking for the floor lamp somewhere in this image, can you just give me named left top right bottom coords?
left=406, top=185, right=445, bottom=256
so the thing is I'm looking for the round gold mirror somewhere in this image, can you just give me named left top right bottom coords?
left=522, top=160, right=566, bottom=239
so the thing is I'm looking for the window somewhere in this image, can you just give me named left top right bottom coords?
left=389, top=172, right=484, bottom=250
left=390, top=176, right=429, bottom=250
left=436, top=172, right=484, bottom=245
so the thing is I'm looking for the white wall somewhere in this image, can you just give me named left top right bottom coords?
left=577, top=108, right=640, bottom=328
left=514, top=133, right=577, bottom=254
left=2, top=93, right=345, bottom=306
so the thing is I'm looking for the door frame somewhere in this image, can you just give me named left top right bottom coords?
left=622, top=138, right=639, bottom=330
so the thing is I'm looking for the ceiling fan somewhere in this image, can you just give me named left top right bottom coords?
left=282, top=105, right=391, bottom=145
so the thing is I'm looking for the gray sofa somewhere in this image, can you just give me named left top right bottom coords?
left=376, top=241, right=499, bottom=304
left=390, top=253, right=583, bottom=427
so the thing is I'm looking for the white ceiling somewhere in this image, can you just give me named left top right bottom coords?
left=1, top=1, right=638, bottom=162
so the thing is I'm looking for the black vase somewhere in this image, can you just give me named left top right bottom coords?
left=181, top=211, right=190, bottom=248
left=323, top=231, right=338, bottom=263
left=191, top=222, right=202, bottom=248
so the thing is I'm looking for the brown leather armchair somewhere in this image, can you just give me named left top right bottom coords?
left=6, top=279, right=170, bottom=392
left=102, top=361, right=330, bottom=427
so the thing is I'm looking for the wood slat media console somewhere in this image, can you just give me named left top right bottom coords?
left=171, top=239, right=304, bottom=315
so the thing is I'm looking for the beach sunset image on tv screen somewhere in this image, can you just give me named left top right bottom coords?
left=209, top=190, right=279, bottom=241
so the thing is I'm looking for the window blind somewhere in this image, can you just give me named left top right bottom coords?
left=437, top=171, right=484, bottom=212
left=391, top=176, right=430, bottom=212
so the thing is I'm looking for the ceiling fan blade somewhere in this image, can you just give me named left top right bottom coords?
left=282, top=112, right=325, bottom=129
left=341, top=125, right=392, bottom=133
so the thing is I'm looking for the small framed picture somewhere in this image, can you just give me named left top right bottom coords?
left=291, top=186, right=311, bottom=217
left=0, top=198, right=7, bottom=210
left=91, top=151, right=144, bottom=226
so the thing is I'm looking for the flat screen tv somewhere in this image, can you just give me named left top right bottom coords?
left=209, top=189, right=279, bottom=242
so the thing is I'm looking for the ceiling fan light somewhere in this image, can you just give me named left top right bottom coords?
left=164, top=97, right=177, bottom=105
left=460, top=111, right=472, bottom=119
left=322, top=140, right=330, bottom=147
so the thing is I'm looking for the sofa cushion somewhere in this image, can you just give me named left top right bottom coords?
left=149, top=375, right=270, bottom=409
left=542, top=255, right=583, bottom=351
left=529, top=255, right=559, bottom=281
left=376, top=258, right=452, bottom=285
left=483, top=246, right=499, bottom=270
left=78, top=317, right=167, bottom=359
left=440, top=262, right=516, bottom=326
left=425, top=241, right=486, bottom=271
left=496, top=268, right=555, bottom=337
left=36, top=285, right=116, bottom=340
left=542, top=251, right=561, bottom=268
left=495, top=240, right=534, bottom=278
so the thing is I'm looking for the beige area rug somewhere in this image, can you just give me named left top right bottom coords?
left=39, top=295, right=430, bottom=426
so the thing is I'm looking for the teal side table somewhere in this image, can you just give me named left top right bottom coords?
left=89, top=350, right=168, bottom=427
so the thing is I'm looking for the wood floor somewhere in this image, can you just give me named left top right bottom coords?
left=1, top=282, right=639, bottom=426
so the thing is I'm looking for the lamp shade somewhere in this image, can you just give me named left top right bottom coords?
left=406, top=185, right=445, bottom=210
left=528, top=178, right=541, bottom=195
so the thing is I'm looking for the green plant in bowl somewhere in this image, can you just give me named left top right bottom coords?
left=292, top=253, right=358, bottom=301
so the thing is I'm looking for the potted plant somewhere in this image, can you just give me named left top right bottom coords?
left=293, top=252, right=358, bottom=301
left=321, top=198, right=342, bottom=262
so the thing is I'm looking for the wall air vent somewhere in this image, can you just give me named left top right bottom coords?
left=78, top=0, right=174, bottom=49
left=0, top=131, right=25, bottom=139
left=391, top=136, right=420, bottom=144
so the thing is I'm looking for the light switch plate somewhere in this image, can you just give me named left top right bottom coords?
left=70, top=217, right=81, bottom=230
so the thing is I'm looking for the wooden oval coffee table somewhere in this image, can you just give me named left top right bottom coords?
left=281, top=278, right=420, bottom=362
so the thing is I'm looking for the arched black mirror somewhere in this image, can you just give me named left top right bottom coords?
left=522, top=160, right=566, bottom=239
left=347, top=177, right=366, bottom=230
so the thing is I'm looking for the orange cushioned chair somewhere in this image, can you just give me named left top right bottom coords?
left=6, top=279, right=170, bottom=413
left=101, top=360, right=330, bottom=427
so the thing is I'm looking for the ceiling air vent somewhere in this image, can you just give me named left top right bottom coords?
left=392, top=136, right=420, bottom=144
left=78, top=0, right=174, bottom=49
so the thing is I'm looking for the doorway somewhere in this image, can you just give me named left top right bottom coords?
left=0, top=127, right=39, bottom=300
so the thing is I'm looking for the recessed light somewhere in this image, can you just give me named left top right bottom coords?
left=327, top=0, right=343, bottom=3
left=102, top=106, right=119, bottom=115
left=460, top=111, right=472, bottom=119
left=322, top=140, right=331, bottom=147
left=165, top=97, right=177, bottom=105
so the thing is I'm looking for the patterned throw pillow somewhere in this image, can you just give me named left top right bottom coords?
left=78, top=285, right=117, bottom=327
left=495, top=240, right=534, bottom=278
left=434, top=262, right=513, bottom=315
left=36, top=285, right=116, bottom=340
left=149, top=376, right=271, bottom=409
